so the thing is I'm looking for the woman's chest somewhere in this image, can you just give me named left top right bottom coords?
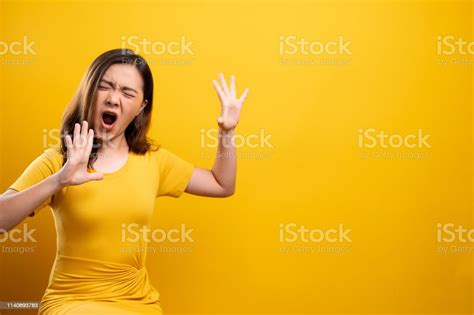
left=52, top=168, right=159, bottom=225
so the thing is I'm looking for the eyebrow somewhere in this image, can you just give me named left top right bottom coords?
left=100, top=79, right=138, bottom=94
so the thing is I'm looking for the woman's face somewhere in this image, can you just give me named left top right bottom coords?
left=93, top=63, right=147, bottom=143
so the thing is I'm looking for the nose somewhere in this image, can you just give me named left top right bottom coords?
left=105, top=91, right=120, bottom=107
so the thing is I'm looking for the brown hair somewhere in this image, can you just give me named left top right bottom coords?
left=60, top=49, right=158, bottom=166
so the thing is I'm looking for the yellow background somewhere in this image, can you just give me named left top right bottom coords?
left=0, top=0, right=472, bottom=314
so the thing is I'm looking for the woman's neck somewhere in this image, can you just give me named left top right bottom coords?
left=98, top=134, right=129, bottom=158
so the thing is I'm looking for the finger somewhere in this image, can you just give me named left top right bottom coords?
left=238, top=88, right=249, bottom=104
left=65, top=134, right=74, bottom=160
left=73, top=123, right=80, bottom=145
left=79, top=121, right=88, bottom=146
left=212, top=80, right=225, bottom=102
left=81, top=121, right=88, bottom=139
left=65, top=134, right=73, bottom=150
left=85, top=129, right=94, bottom=154
left=230, top=74, right=236, bottom=98
left=218, top=73, right=230, bottom=96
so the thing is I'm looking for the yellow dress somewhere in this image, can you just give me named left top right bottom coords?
left=8, top=146, right=195, bottom=314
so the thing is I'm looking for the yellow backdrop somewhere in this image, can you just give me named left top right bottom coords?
left=0, top=0, right=472, bottom=314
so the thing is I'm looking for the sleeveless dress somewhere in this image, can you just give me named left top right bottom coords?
left=8, top=146, right=194, bottom=314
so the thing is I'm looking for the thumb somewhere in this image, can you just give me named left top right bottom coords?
left=216, top=117, right=224, bottom=125
left=87, top=172, right=104, bottom=181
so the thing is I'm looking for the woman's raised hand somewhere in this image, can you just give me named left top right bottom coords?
left=56, top=121, right=104, bottom=187
left=212, top=73, right=249, bottom=131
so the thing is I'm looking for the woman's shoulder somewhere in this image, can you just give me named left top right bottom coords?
left=41, top=146, right=64, bottom=169
left=44, top=146, right=63, bottom=156
left=146, top=143, right=170, bottom=160
left=144, top=143, right=184, bottom=164
left=44, top=146, right=63, bottom=157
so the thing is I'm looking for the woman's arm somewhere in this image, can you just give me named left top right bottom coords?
left=0, top=176, right=64, bottom=231
left=185, top=73, right=249, bottom=198
left=0, top=121, right=103, bottom=231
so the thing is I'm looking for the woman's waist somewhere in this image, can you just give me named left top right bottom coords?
left=41, top=254, right=160, bottom=307
left=45, top=254, right=153, bottom=296
left=51, top=253, right=147, bottom=276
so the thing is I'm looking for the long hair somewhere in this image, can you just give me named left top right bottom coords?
left=60, top=49, right=158, bottom=166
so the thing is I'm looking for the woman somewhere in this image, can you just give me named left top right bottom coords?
left=0, top=49, right=249, bottom=314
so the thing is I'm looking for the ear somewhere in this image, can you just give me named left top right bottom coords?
left=137, top=99, right=148, bottom=116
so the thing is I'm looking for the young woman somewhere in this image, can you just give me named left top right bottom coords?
left=0, top=49, right=249, bottom=314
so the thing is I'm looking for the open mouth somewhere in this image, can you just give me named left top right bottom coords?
left=101, top=112, right=118, bottom=128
